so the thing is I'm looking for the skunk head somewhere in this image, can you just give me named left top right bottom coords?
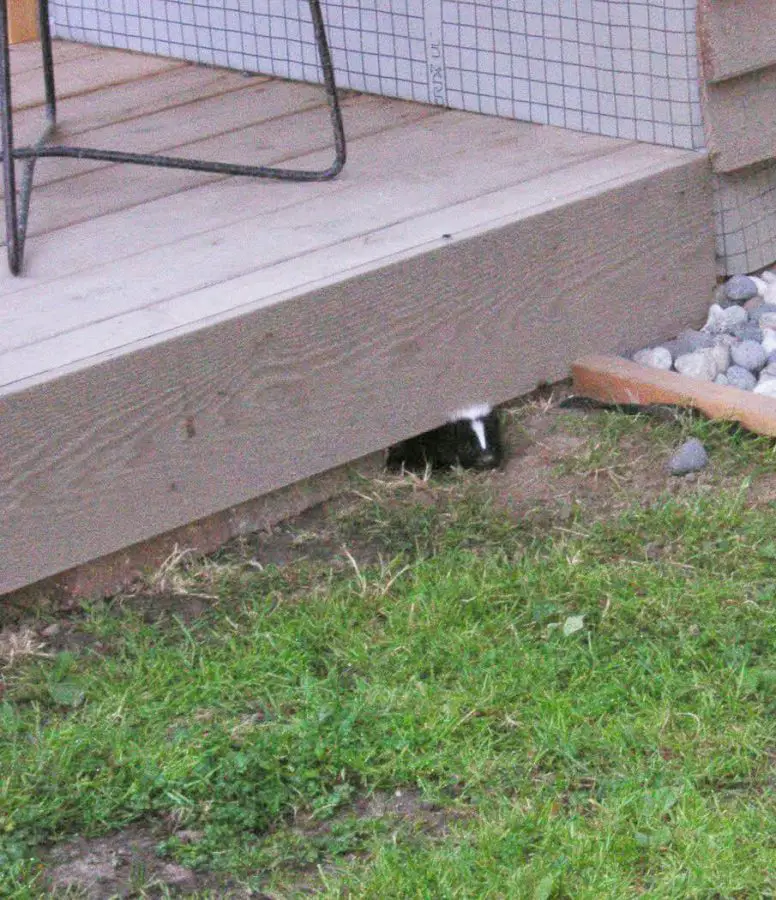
left=449, top=405, right=503, bottom=470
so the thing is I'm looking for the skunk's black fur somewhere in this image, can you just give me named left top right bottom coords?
left=386, top=408, right=503, bottom=472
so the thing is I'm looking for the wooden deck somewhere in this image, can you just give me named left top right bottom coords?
left=1, top=42, right=715, bottom=594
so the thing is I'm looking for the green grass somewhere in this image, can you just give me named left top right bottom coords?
left=1, top=414, right=776, bottom=898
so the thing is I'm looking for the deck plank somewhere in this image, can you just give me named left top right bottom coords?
left=11, top=45, right=184, bottom=110
left=1, top=143, right=706, bottom=392
left=21, top=93, right=435, bottom=238
left=11, top=64, right=268, bottom=147
left=10, top=39, right=103, bottom=74
left=14, top=75, right=322, bottom=192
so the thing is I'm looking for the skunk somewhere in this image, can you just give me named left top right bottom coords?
left=386, top=404, right=503, bottom=472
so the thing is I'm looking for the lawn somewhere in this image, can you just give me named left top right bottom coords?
left=1, top=396, right=775, bottom=898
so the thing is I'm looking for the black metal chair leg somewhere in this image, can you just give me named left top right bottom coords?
left=0, top=0, right=21, bottom=274
left=1, top=0, right=346, bottom=275
left=38, top=0, right=57, bottom=125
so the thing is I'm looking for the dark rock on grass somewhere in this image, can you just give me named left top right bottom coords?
left=668, top=438, right=708, bottom=476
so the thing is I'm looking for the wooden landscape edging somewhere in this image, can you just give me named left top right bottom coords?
left=572, top=355, right=776, bottom=436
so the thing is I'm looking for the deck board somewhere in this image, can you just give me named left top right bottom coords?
left=18, top=93, right=432, bottom=238
left=0, top=42, right=715, bottom=593
left=11, top=63, right=266, bottom=145
left=10, top=38, right=102, bottom=74
left=14, top=75, right=315, bottom=192
left=11, top=44, right=183, bottom=110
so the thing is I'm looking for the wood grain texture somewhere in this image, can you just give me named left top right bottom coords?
left=701, top=66, right=776, bottom=172
left=18, top=94, right=434, bottom=238
left=573, top=354, right=776, bottom=436
left=10, top=45, right=183, bottom=110
left=7, top=0, right=37, bottom=44
left=0, top=111, right=626, bottom=361
left=697, top=0, right=776, bottom=83
left=10, top=76, right=324, bottom=192
left=0, top=154, right=714, bottom=593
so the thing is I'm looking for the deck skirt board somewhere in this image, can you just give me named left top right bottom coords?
left=0, top=43, right=715, bottom=594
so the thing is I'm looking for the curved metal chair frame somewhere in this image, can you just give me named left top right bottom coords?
left=0, top=0, right=346, bottom=274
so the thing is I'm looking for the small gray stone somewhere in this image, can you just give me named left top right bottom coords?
left=703, top=303, right=748, bottom=334
left=731, top=340, right=767, bottom=372
left=747, top=303, right=776, bottom=322
left=674, top=351, right=717, bottom=381
left=751, top=275, right=769, bottom=297
left=759, top=362, right=776, bottom=382
left=633, top=347, right=672, bottom=370
left=708, top=343, right=731, bottom=375
left=732, top=323, right=763, bottom=342
left=724, top=274, right=759, bottom=303
left=725, top=365, right=757, bottom=391
left=754, top=379, right=776, bottom=399
left=762, top=329, right=776, bottom=355
left=764, top=283, right=776, bottom=306
left=714, top=373, right=729, bottom=386
left=759, top=312, right=776, bottom=330
left=668, top=438, right=708, bottom=476
left=661, top=340, right=682, bottom=362
left=767, top=350, right=776, bottom=365
left=663, top=331, right=713, bottom=361
left=677, top=329, right=715, bottom=351
left=714, top=283, right=734, bottom=308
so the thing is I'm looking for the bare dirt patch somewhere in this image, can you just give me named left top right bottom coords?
left=39, top=790, right=464, bottom=899
left=41, top=825, right=242, bottom=899
left=296, top=788, right=466, bottom=840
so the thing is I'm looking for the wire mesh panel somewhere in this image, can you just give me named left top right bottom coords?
left=45, top=0, right=776, bottom=273
left=49, top=0, right=704, bottom=149
left=715, top=164, right=776, bottom=276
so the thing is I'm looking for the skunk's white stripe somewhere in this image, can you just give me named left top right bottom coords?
left=471, top=419, right=487, bottom=450
left=450, top=404, right=491, bottom=422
